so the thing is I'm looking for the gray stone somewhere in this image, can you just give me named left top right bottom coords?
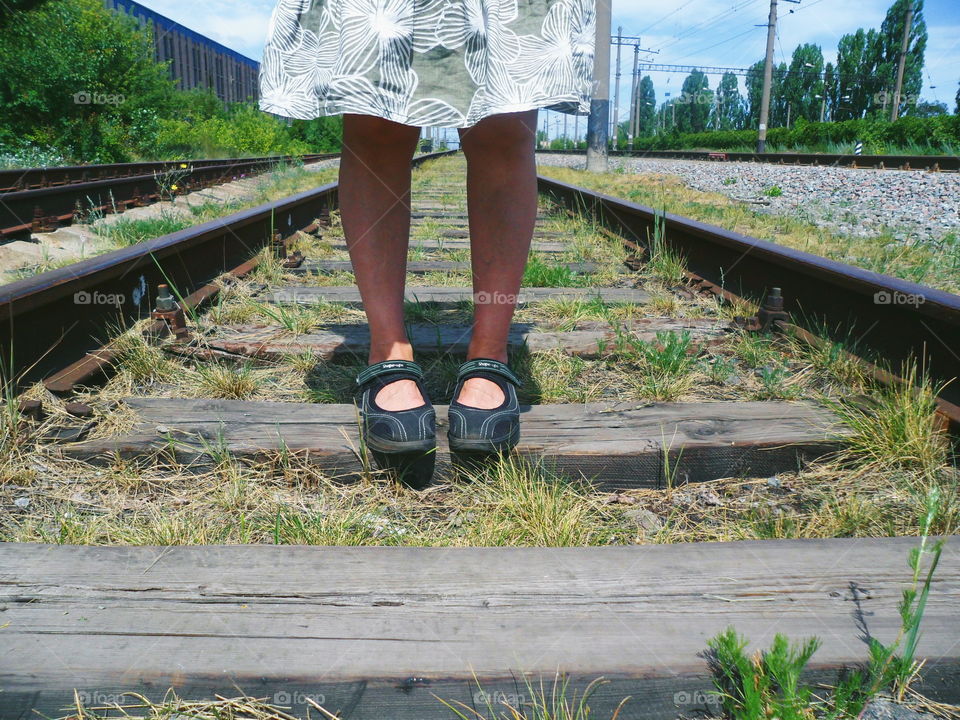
left=624, top=507, right=663, bottom=533
left=858, top=697, right=939, bottom=720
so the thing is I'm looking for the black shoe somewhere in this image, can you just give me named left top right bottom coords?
left=355, top=360, right=436, bottom=485
left=447, top=358, right=523, bottom=455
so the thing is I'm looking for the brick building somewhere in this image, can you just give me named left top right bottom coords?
left=104, top=0, right=260, bottom=104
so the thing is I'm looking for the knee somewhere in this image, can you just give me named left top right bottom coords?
left=460, top=113, right=537, bottom=158
left=343, top=114, right=420, bottom=157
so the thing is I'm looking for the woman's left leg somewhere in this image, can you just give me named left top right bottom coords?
left=456, top=109, right=539, bottom=408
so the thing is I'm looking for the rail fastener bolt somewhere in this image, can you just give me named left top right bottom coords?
left=755, top=287, right=791, bottom=333
left=149, top=283, right=190, bottom=340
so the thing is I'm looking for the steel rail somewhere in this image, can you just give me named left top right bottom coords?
left=0, top=151, right=449, bottom=389
left=537, top=148, right=960, bottom=171
left=0, top=154, right=339, bottom=240
left=0, top=153, right=337, bottom=193
left=538, top=174, right=960, bottom=423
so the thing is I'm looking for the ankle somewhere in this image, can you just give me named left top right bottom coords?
left=369, top=342, right=414, bottom=364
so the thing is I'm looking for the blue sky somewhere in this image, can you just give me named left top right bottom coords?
left=136, top=0, right=960, bottom=122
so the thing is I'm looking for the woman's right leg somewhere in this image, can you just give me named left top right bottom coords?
left=339, top=113, right=424, bottom=411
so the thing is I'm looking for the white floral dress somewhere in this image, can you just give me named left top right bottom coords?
left=259, top=0, right=595, bottom=127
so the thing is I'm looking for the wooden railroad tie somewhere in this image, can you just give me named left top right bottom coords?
left=264, top=286, right=651, bottom=306
left=1, top=536, right=957, bottom=720
left=65, top=397, right=848, bottom=490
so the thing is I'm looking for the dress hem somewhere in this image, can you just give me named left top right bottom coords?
left=259, top=96, right=591, bottom=128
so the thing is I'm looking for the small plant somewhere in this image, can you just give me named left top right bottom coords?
left=862, top=487, right=947, bottom=701
left=195, top=361, right=258, bottom=399
left=753, top=363, right=802, bottom=400
left=830, top=362, right=948, bottom=476
left=707, top=628, right=821, bottom=720
left=764, top=185, right=783, bottom=198
left=255, top=302, right=317, bottom=335
left=437, top=672, right=629, bottom=720
left=706, top=490, right=949, bottom=719
left=702, top=355, right=737, bottom=385
left=154, top=164, right=193, bottom=202
left=646, top=208, right=688, bottom=286
left=618, top=330, right=698, bottom=401
left=523, top=257, right=578, bottom=287
left=722, top=177, right=738, bottom=186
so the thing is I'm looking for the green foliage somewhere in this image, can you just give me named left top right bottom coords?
left=714, top=72, right=745, bottom=130
left=632, top=115, right=960, bottom=154
left=707, top=628, right=821, bottom=720
left=636, top=75, right=657, bottom=136
left=676, top=69, right=713, bottom=133
left=0, top=0, right=338, bottom=164
left=707, top=489, right=948, bottom=719
left=154, top=103, right=310, bottom=158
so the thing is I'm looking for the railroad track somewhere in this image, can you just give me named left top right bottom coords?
left=0, top=152, right=338, bottom=241
left=539, top=148, right=960, bottom=172
left=1, top=150, right=958, bottom=718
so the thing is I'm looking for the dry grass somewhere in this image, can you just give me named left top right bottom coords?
left=1, top=154, right=956, bottom=550
left=537, top=164, right=960, bottom=295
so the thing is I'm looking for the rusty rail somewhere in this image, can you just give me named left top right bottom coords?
left=0, top=151, right=450, bottom=389
left=538, top=174, right=960, bottom=429
left=0, top=153, right=339, bottom=240
left=537, top=148, right=959, bottom=172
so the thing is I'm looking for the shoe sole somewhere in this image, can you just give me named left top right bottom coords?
left=365, top=435, right=436, bottom=455
left=447, top=426, right=520, bottom=454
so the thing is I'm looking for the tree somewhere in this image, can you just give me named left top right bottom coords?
left=873, top=0, right=927, bottom=117
left=0, top=0, right=56, bottom=26
left=822, top=62, right=838, bottom=122
left=676, top=70, right=712, bottom=133
left=745, top=60, right=765, bottom=128
left=0, top=0, right=175, bottom=160
left=713, top=72, right=744, bottom=130
left=769, top=62, right=789, bottom=127
left=956, top=80, right=960, bottom=115
left=835, top=28, right=880, bottom=119
left=911, top=100, right=947, bottom=117
left=782, top=43, right=824, bottom=125
left=635, top=75, right=657, bottom=136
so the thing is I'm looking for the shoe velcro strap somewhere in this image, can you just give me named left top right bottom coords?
left=356, top=360, right=423, bottom=386
left=456, top=358, right=523, bottom=388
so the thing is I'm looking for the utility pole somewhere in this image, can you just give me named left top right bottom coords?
left=890, top=1, right=914, bottom=122
left=586, top=0, right=612, bottom=172
left=756, top=0, right=778, bottom=153
left=628, top=44, right=640, bottom=150
left=612, top=26, right=622, bottom=149
left=756, top=0, right=799, bottom=152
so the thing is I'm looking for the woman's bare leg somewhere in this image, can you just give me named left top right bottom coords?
left=340, top=113, right=424, bottom=411
left=456, top=110, right=539, bottom=408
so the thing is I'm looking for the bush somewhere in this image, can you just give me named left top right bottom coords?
left=632, top=116, right=960, bottom=154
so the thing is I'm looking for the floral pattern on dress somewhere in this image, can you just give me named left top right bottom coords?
left=259, top=0, right=594, bottom=127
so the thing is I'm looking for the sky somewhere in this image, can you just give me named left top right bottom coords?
left=134, top=0, right=960, bottom=130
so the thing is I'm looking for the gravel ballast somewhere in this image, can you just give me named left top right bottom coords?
left=536, top=153, right=960, bottom=245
